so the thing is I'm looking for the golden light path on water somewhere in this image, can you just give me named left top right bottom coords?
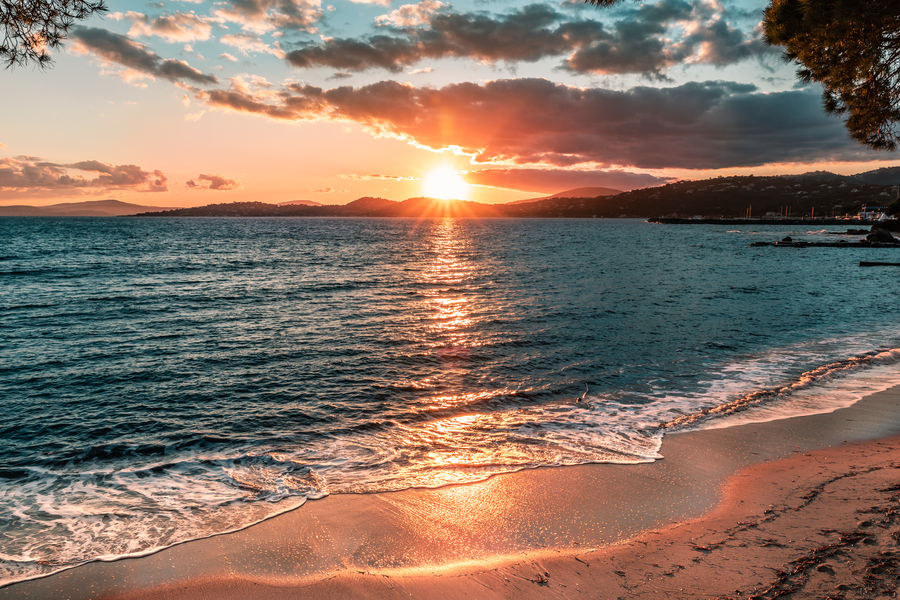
left=352, top=218, right=662, bottom=491
left=418, top=219, right=496, bottom=481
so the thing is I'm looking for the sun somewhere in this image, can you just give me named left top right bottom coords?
left=422, top=166, right=470, bottom=201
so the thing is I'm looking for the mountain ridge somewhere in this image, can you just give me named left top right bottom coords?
left=7, top=168, right=899, bottom=218
left=135, top=170, right=897, bottom=218
left=0, top=199, right=179, bottom=217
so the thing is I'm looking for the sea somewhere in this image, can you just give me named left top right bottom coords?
left=2, top=216, right=900, bottom=586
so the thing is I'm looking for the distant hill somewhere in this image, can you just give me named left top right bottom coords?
left=139, top=197, right=504, bottom=218
left=278, top=199, right=323, bottom=207
left=334, top=196, right=398, bottom=215
left=548, top=186, right=622, bottom=199
left=506, top=186, right=623, bottom=205
left=135, top=169, right=900, bottom=219
left=138, top=199, right=399, bottom=217
left=494, top=171, right=894, bottom=218
left=0, top=199, right=178, bottom=217
left=138, top=197, right=505, bottom=218
left=853, top=166, right=900, bottom=187
left=139, top=201, right=310, bottom=217
left=604, top=172, right=892, bottom=218
left=11, top=167, right=899, bottom=220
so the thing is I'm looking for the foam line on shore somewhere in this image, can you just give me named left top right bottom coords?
left=3, top=358, right=900, bottom=593
left=3, top=383, right=899, bottom=600
left=661, top=347, right=900, bottom=431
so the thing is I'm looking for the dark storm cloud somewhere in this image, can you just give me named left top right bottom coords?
left=286, top=4, right=566, bottom=72
left=198, top=77, right=879, bottom=169
left=285, top=1, right=773, bottom=76
left=0, top=157, right=168, bottom=192
left=561, top=0, right=689, bottom=75
left=72, top=27, right=218, bottom=85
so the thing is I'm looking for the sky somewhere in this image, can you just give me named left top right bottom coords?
left=1, top=0, right=899, bottom=207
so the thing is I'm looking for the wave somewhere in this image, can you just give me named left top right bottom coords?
left=3, top=341, right=900, bottom=588
left=658, top=348, right=900, bottom=431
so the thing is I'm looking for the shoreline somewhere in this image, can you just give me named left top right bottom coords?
left=4, top=384, right=900, bottom=599
left=648, top=217, right=888, bottom=226
left=105, top=435, right=900, bottom=600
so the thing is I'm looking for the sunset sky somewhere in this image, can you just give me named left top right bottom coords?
left=2, top=0, right=899, bottom=207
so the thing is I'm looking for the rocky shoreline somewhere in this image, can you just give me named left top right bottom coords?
left=749, top=225, right=900, bottom=248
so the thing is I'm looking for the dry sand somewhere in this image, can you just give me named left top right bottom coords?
left=4, top=387, right=900, bottom=600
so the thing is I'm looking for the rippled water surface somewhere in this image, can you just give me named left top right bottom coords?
left=2, top=217, right=900, bottom=584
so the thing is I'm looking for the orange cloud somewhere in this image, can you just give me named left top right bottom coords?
left=0, top=156, right=167, bottom=196
left=186, top=173, right=239, bottom=190
left=199, top=77, right=878, bottom=170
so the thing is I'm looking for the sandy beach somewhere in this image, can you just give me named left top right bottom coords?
left=4, top=386, right=899, bottom=600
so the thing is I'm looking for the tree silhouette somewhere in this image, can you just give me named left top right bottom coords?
left=763, top=0, right=900, bottom=150
left=587, top=0, right=900, bottom=151
left=1, top=0, right=106, bottom=67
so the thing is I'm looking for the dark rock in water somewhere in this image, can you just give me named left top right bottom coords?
left=866, top=227, right=899, bottom=243
left=775, top=236, right=806, bottom=247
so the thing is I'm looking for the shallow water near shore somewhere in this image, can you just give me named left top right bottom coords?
left=2, top=217, right=900, bottom=586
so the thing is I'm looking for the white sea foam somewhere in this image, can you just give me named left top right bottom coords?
left=4, top=335, right=900, bottom=589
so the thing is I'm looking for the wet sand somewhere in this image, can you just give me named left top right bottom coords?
left=4, top=386, right=900, bottom=599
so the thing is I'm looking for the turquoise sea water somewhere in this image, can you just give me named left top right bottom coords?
left=2, top=217, right=900, bottom=585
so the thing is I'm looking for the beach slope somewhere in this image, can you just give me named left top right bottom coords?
left=4, top=387, right=900, bottom=600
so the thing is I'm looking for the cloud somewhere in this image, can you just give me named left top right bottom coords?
left=112, top=11, right=213, bottom=42
left=286, top=1, right=773, bottom=76
left=466, top=168, right=671, bottom=193
left=214, top=0, right=322, bottom=34
left=681, top=17, right=770, bottom=66
left=221, top=33, right=285, bottom=57
left=72, top=27, right=218, bottom=85
left=565, top=0, right=773, bottom=73
left=0, top=156, right=167, bottom=195
left=185, top=173, right=239, bottom=190
left=198, top=77, right=879, bottom=169
left=375, top=1, right=445, bottom=28
left=339, top=173, right=418, bottom=181
left=286, top=4, right=566, bottom=72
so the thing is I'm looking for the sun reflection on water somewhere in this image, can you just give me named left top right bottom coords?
left=421, top=219, right=478, bottom=355
left=406, top=219, right=506, bottom=483
left=321, top=219, right=654, bottom=493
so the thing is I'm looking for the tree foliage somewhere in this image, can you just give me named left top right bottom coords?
left=763, top=0, right=900, bottom=151
left=0, top=0, right=106, bottom=68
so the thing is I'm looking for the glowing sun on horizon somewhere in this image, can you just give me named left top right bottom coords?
left=422, top=166, right=470, bottom=201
